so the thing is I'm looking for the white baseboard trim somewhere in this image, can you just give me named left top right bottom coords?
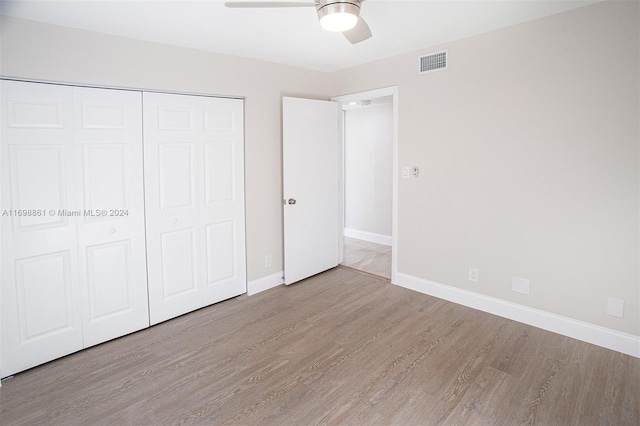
left=247, top=271, right=284, bottom=296
left=344, top=228, right=392, bottom=246
left=394, top=272, right=640, bottom=358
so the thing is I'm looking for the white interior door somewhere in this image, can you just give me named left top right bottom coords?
left=283, top=97, right=340, bottom=285
left=1, top=81, right=84, bottom=376
left=199, top=96, right=246, bottom=305
left=144, top=92, right=246, bottom=325
left=73, top=87, right=149, bottom=347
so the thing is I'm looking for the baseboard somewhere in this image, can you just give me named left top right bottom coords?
left=247, top=271, right=284, bottom=296
left=394, top=272, right=640, bottom=358
left=344, top=228, right=392, bottom=246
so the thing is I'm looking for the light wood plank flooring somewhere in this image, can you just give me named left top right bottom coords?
left=342, top=236, right=391, bottom=279
left=1, top=267, right=638, bottom=425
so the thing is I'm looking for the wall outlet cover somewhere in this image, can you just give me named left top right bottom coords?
left=607, top=297, right=624, bottom=318
left=512, top=276, right=530, bottom=295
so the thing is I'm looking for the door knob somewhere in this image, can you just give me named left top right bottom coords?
left=288, top=198, right=297, bottom=205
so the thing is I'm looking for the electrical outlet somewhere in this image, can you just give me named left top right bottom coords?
left=264, top=255, right=272, bottom=268
left=512, top=276, right=530, bottom=295
left=607, top=297, right=624, bottom=318
left=468, top=267, right=479, bottom=282
left=413, top=166, right=420, bottom=177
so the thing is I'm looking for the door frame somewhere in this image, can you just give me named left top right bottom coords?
left=331, top=86, right=398, bottom=283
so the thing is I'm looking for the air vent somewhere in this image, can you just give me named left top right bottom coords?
left=418, top=50, right=448, bottom=74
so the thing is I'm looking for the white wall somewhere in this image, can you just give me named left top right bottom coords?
left=344, top=103, right=393, bottom=241
left=0, top=16, right=334, bottom=282
left=333, top=1, right=639, bottom=337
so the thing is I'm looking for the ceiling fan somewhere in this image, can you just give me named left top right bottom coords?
left=224, top=0, right=373, bottom=44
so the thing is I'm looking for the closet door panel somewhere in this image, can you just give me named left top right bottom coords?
left=15, top=252, right=76, bottom=340
left=200, top=97, right=246, bottom=304
left=82, top=144, right=127, bottom=215
left=85, top=241, right=133, bottom=318
left=160, top=228, right=199, bottom=297
left=144, top=93, right=246, bottom=324
left=73, top=87, right=148, bottom=347
left=9, top=145, right=67, bottom=230
left=144, top=92, right=203, bottom=325
left=204, top=142, right=234, bottom=204
left=1, top=81, right=83, bottom=377
left=158, top=142, right=196, bottom=210
left=205, top=221, right=236, bottom=282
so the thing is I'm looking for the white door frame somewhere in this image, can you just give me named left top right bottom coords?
left=331, top=86, right=399, bottom=283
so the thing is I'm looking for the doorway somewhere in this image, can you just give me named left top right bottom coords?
left=333, top=88, right=398, bottom=281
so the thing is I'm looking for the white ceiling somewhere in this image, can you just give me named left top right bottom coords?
left=1, top=0, right=599, bottom=72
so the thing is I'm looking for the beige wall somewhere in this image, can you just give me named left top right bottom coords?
left=1, top=0, right=638, bottom=337
left=333, top=1, right=639, bottom=335
left=0, top=15, right=333, bottom=282
left=345, top=103, right=393, bottom=238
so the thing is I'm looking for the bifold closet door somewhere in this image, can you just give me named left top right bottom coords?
left=1, top=81, right=83, bottom=377
left=143, top=92, right=246, bottom=325
left=1, top=81, right=149, bottom=376
left=72, top=87, right=149, bottom=347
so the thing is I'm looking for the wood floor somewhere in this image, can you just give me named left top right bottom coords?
left=342, top=236, right=391, bottom=279
left=1, top=267, right=638, bottom=425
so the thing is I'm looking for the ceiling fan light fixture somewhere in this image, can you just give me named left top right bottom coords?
left=317, top=1, right=360, bottom=32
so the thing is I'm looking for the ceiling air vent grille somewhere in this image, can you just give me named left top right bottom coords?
left=418, top=50, right=448, bottom=74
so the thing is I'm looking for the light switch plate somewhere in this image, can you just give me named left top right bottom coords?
left=468, top=267, right=479, bottom=282
left=402, top=166, right=410, bottom=179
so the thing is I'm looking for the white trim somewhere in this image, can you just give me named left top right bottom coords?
left=332, top=86, right=399, bottom=283
left=337, top=109, right=345, bottom=265
left=394, top=272, right=640, bottom=358
left=0, top=76, right=243, bottom=100
left=333, top=87, right=398, bottom=104
left=247, top=271, right=284, bottom=296
left=344, top=228, right=392, bottom=246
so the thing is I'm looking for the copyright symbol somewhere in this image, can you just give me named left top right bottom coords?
left=48, top=209, right=55, bottom=216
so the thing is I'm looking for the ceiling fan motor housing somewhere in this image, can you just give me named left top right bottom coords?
left=316, top=0, right=361, bottom=31
left=316, top=0, right=361, bottom=14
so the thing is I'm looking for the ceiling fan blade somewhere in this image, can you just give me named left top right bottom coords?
left=225, top=1, right=315, bottom=8
left=343, top=17, right=372, bottom=44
